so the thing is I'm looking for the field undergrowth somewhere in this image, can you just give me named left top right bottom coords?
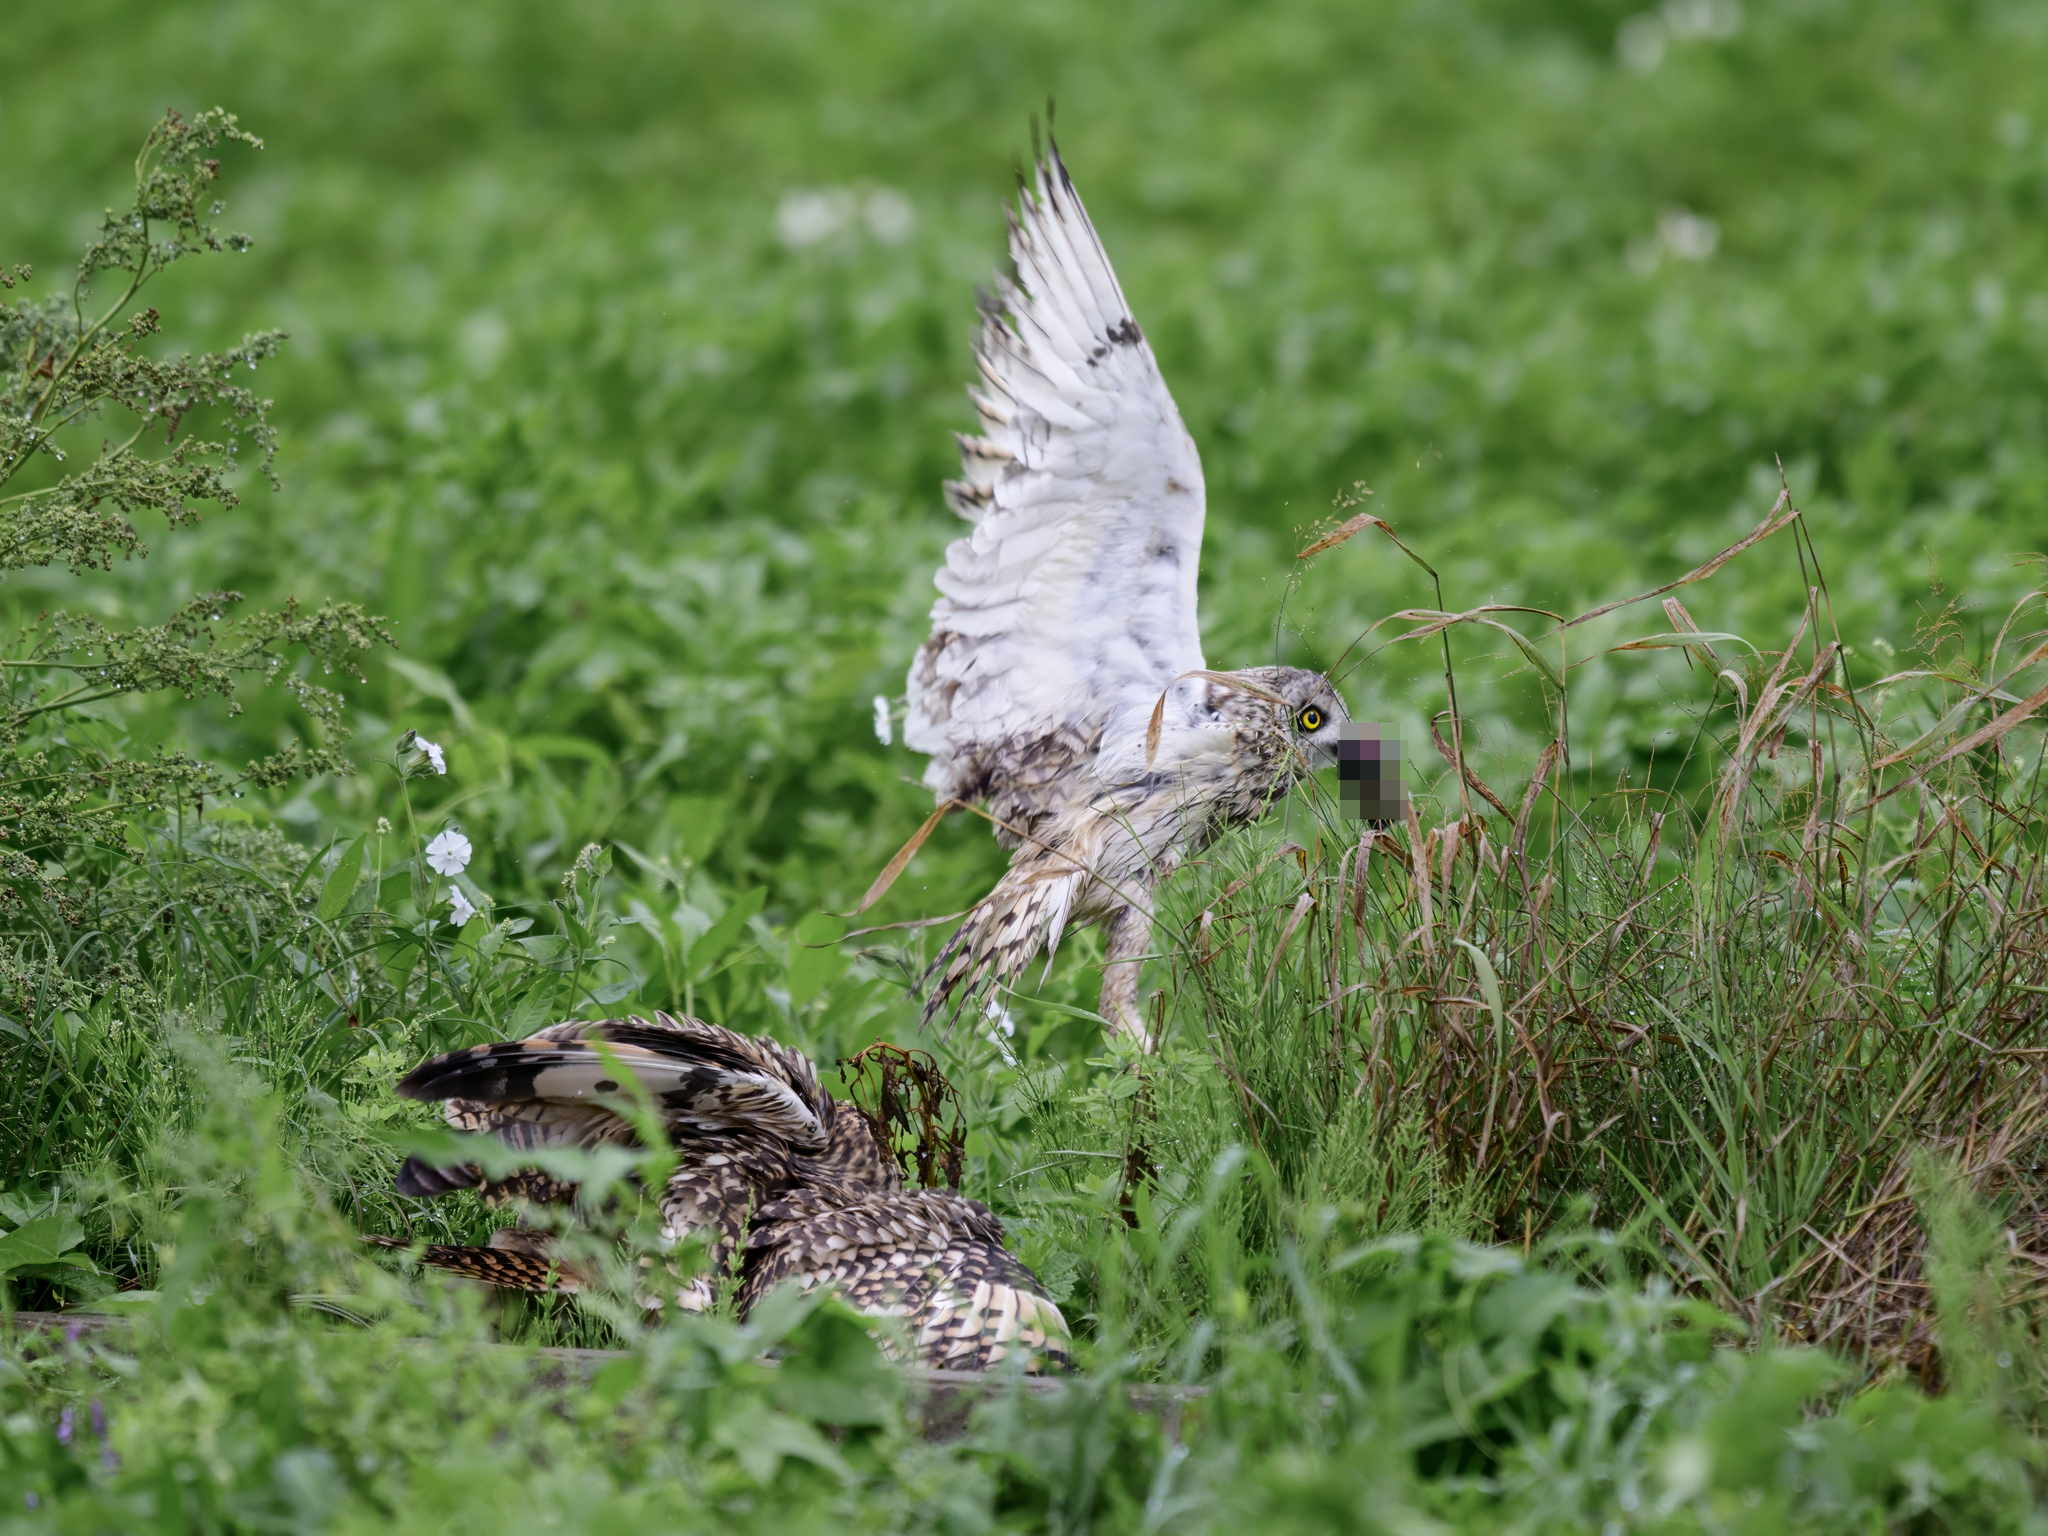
left=4, top=1, right=2048, bottom=1529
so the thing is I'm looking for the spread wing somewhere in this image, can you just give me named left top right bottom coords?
left=393, top=1013, right=830, bottom=1160
left=905, top=140, right=1207, bottom=846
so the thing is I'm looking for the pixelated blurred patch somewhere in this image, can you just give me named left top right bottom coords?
left=1337, top=722, right=1407, bottom=827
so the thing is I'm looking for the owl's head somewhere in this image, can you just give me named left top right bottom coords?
left=1226, top=665, right=1350, bottom=764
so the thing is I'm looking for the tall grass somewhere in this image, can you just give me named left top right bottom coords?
left=11, top=1030, right=2044, bottom=1532
left=1008, top=494, right=2048, bottom=1389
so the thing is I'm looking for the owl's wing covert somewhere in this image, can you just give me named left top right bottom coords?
left=742, top=1187, right=1071, bottom=1371
left=394, top=1013, right=829, bottom=1153
left=906, top=139, right=1206, bottom=843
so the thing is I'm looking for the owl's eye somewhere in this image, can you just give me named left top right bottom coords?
left=1296, top=706, right=1325, bottom=733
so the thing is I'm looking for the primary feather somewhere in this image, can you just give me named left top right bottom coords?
left=907, top=141, right=1209, bottom=847
left=395, top=1015, right=826, bottom=1149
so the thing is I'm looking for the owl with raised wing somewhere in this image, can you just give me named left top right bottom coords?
left=374, top=1013, right=1069, bottom=1373
left=907, top=140, right=1347, bottom=1045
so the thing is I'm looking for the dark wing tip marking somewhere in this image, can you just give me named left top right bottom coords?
left=393, top=1156, right=484, bottom=1199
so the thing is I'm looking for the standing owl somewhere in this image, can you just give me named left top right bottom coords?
left=907, top=140, right=1347, bottom=1045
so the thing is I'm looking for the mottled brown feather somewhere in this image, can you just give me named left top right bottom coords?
left=379, top=1018, right=1067, bottom=1373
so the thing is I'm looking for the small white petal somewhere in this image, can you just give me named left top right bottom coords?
left=872, top=694, right=891, bottom=746
left=424, top=830, right=473, bottom=876
left=448, top=887, right=478, bottom=925
left=422, top=740, right=447, bottom=774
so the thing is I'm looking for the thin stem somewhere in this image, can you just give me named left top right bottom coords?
left=1430, top=567, right=1474, bottom=827
left=13, top=688, right=127, bottom=721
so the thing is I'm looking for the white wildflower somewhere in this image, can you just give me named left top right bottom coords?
left=777, top=188, right=857, bottom=248
left=982, top=998, right=1020, bottom=1066
left=982, top=998, right=1017, bottom=1038
left=1657, top=208, right=1719, bottom=262
left=448, top=886, right=478, bottom=926
left=425, top=830, right=472, bottom=876
left=418, top=737, right=447, bottom=774
left=872, top=694, right=892, bottom=746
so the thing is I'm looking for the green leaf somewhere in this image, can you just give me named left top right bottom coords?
left=1452, top=938, right=1506, bottom=1055
left=505, top=987, right=560, bottom=1038
left=387, top=655, right=475, bottom=729
left=585, top=1355, right=644, bottom=1414
left=586, top=979, right=637, bottom=1006
left=0, top=1213, right=86, bottom=1276
left=770, top=1298, right=902, bottom=1427
left=787, top=911, right=848, bottom=1009
left=315, top=836, right=366, bottom=924
left=517, top=935, right=576, bottom=969
left=686, top=887, right=767, bottom=979
left=710, top=1398, right=853, bottom=1485
left=1029, top=998, right=1116, bottom=1030
left=77, top=1290, right=159, bottom=1315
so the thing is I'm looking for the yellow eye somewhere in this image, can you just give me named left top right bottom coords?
left=1297, top=706, right=1324, bottom=733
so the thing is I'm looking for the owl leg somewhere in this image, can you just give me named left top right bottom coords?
left=1099, top=901, right=1156, bottom=1049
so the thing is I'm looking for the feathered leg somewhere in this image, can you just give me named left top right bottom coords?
left=1099, top=900, right=1156, bottom=1049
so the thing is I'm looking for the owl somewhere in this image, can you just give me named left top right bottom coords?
left=907, top=140, right=1348, bottom=1045
left=374, top=1013, right=1070, bottom=1373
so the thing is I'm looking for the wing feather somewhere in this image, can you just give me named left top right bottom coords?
left=906, top=140, right=1206, bottom=844
left=739, top=1187, right=1069, bottom=1371
left=394, top=1013, right=827, bottom=1152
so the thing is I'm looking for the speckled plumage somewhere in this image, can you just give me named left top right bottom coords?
left=743, top=1185, right=1066, bottom=1370
left=380, top=1012, right=1068, bottom=1372
left=920, top=666, right=1347, bottom=1043
left=904, top=143, right=1347, bottom=1044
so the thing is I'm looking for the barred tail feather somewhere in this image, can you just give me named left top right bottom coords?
left=917, top=1276, right=1073, bottom=1373
left=920, top=869, right=1079, bottom=1028
left=361, top=1234, right=584, bottom=1293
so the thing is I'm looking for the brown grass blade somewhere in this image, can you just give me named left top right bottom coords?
left=1511, top=740, right=1562, bottom=862
left=1258, top=891, right=1318, bottom=999
left=1663, top=597, right=1722, bottom=667
left=1296, top=510, right=1385, bottom=560
left=1295, top=512, right=1440, bottom=585
left=843, top=799, right=959, bottom=916
left=1431, top=713, right=1514, bottom=819
left=1856, top=676, right=2048, bottom=809
left=1405, top=796, right=1436, bottom=955
left=1560, top=489, right=1795, bottom=632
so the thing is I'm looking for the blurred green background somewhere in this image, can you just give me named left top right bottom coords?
left=5, top=0, right=2046, bottom=927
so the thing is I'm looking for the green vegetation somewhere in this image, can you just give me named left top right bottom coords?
left=3, top=1, right=2048, bottom=1528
